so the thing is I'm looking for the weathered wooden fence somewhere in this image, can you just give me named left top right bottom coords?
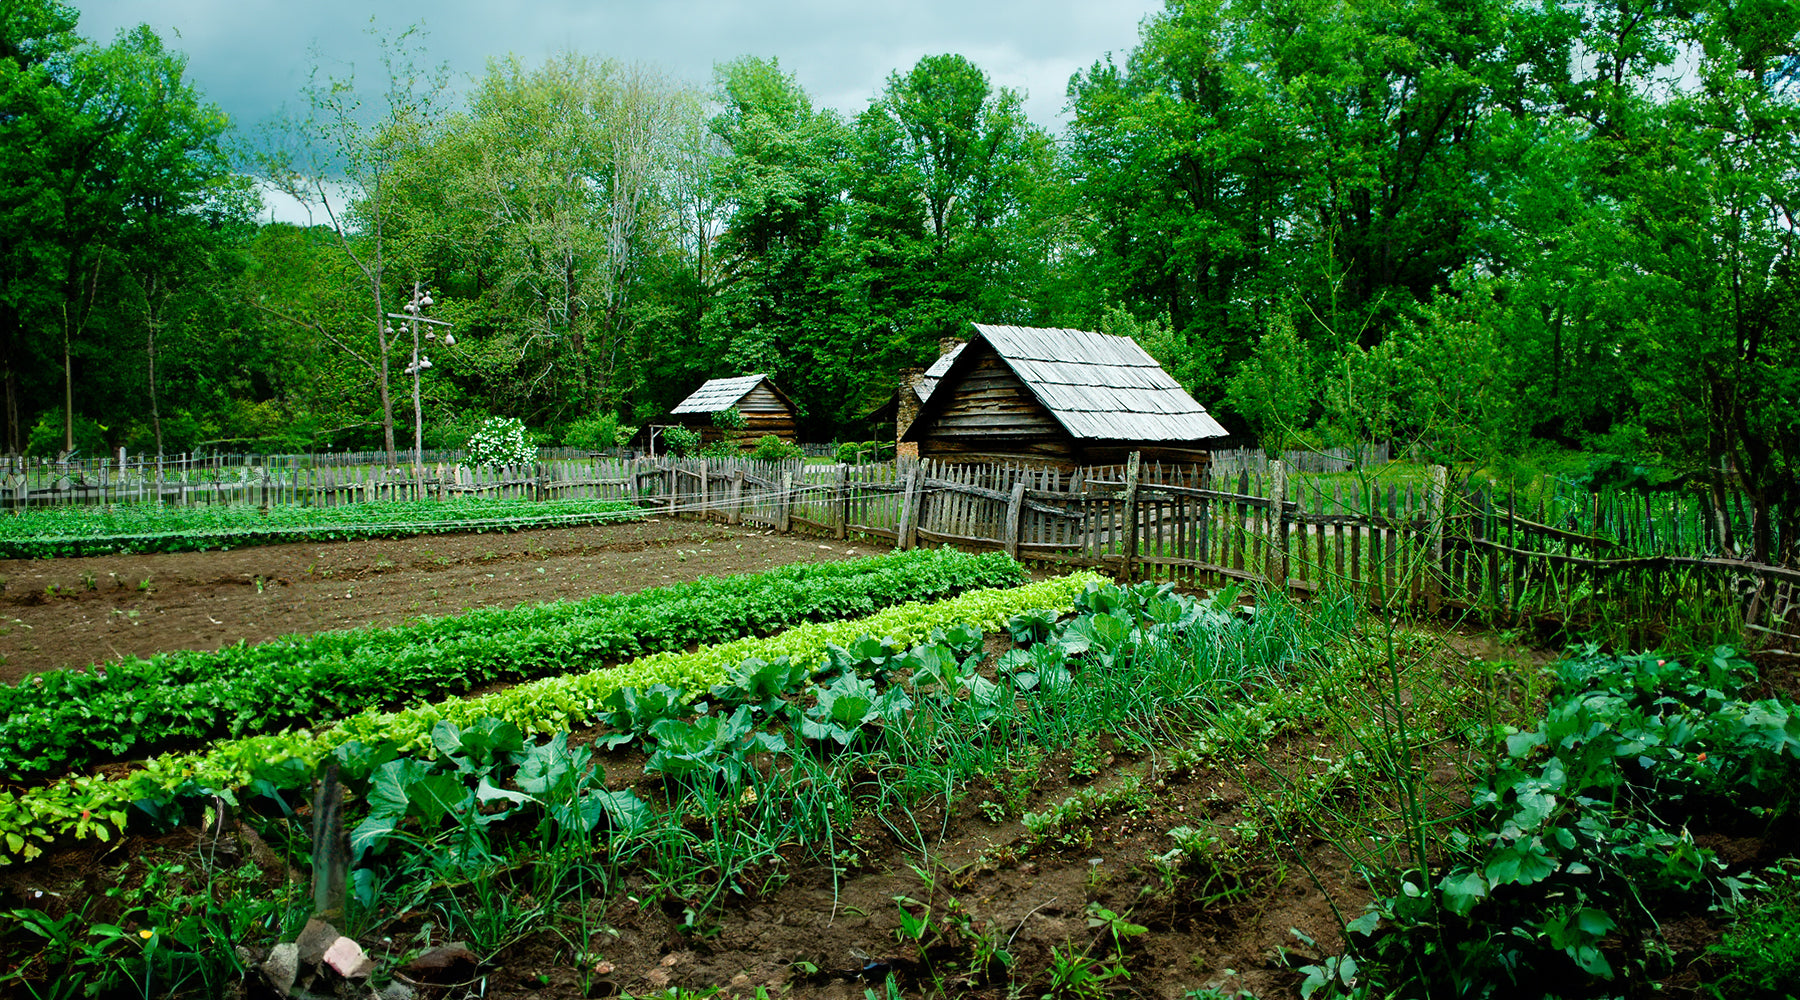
left=0, top=456, right=667, bottom=509
left=674, top=455, right=1799, bottom=648
left=4, top=449, right=1794, bottom=647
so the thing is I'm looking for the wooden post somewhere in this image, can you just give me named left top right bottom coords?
left=1003, top=480, right=1026, bottom=561
left=1268, top=460, right=1288, bottom=592
left=834, top=465, right=849, bottom=540
left=728, top=469, right=744, bottom=525
left=1119, top=451, right=1142, bottom=583
left=700, top=464, right=710, bottom=522
left=778, top=469, right=794, bottom=533
left=312, top=761, right=346, bottom=919
left=896, top=467, right=924, bottom=551
left=1426, top=465, right=1448, bottom=613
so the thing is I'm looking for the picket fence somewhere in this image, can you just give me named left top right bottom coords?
left=2, top=449, right=1793, bottom=648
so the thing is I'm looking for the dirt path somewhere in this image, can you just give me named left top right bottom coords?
left=0, top=518, right=877, bottom=683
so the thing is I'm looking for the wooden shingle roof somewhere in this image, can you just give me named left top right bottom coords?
left=940, top=324, right=1229, bottom=442
left=909, top=342, right=966, bottom=403
left=670, top=374, right=780, bottom=415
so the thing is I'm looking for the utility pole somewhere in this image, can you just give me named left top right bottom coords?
left=384, top=282, right=454, bottom=472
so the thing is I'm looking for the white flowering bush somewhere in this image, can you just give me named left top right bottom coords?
left=464, top=416, right=538, bottom=469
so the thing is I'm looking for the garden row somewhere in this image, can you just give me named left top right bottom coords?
left=0, top=570, right=1094, bottom=863
left=0, top=497, right=645, bottom=558
left=10, top=563, right=1797, bottom=996
left=4, top=574, right=1341, bottom=997
left=0, top=548, right=1027, bottom=781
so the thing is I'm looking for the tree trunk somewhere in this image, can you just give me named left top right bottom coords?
left=1, top=302, right=19, bottom=453
left=373, top=275, right=396, bottom=466
left=61, top=311, right=72, bottom=456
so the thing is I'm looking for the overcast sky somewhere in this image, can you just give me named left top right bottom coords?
left=73, top=1, right=1161, bottom=136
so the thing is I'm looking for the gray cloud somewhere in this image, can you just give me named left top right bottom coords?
left=75, top=0, right=1159, bottom=135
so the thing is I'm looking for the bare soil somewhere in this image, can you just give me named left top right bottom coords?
left=0, top=518, right=875, bottom=684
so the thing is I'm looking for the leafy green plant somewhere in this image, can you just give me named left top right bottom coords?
left=1043, top=940, right=1126, bottom=998
left=663, top=425, right=701, bottom=457
left=835, top=440, right=894, bottom=464
left=1708, top=864, right=1800, bottom=997
left=750, top=434, right=802, bottom=462
left=709, top=657, right=809, bottom=720
left=562, top=413, right=620, bottom=451
left=597, top=684, right=697, bottom=748
left=1005, top=608, right=1059, bottom=646
left=645, top=706, right=787, bottom=787
left=821, top=635, right=911, bottom=685
left=1334, top=645, right=1800, bottom=995
left=800, top=673, right=913, bottom=747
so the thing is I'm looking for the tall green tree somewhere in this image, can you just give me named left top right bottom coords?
left=1, top=5, right=239, bottom=455
left=261, top=22, right=447, bottom=464
left=1065, top=0, right=1523, bottom=415
left=0, top=0, right=82, bottom=451
left=425, top=54, right=691, bottom=421
left=846, top=53, right=1054, bottom=403
left=705, top=57, right=853, bottom=432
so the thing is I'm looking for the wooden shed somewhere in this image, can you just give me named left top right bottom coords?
left=668, top=373, right=800, bottom=447
left=901, top=324, right=1229, bottom=465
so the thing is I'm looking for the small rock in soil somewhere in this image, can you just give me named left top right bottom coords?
left=399, top=944, right=479, bottom=983
left=323, top=935, right=374, bottom=979
left=296, top=918, right=341, bottom=966
left=261, top=942, right=299, bottom=997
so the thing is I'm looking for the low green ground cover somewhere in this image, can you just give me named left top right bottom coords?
left=0, top=497, right=644, bottom=558
left=1288, top=644, right=1800, bottom=997
left=0, top=548, right=1026, bottom=781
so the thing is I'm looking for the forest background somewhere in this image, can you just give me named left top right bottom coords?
left=1, top=0, right=1797, bottom=558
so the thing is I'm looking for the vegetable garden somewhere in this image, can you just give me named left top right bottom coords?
left=0, top=527, right=1796, bottom=998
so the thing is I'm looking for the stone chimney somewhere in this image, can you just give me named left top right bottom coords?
left=895, top=366, right=926, bottom=458
left=939, top=335, right=962, bottom=358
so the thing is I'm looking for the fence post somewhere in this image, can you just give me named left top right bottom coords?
left=1004, top=481, right=1026, bottom=561
left=897, top=467, right=924, bottom=551
left=1267, top=460, right=1288, bottom=592
left=834, top=465, right=849, bottom=540
left=778, top=469, right=794, bottom=533
left=1119, top=451, right=1142, bottom=583
left=700, top=463, right=711, bottom=522
left=728, top=469, right=744, bottom=525
left=1427, top=465, right=1448, bottom=613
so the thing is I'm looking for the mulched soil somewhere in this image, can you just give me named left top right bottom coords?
left=0, top=518, right=875, bottom=684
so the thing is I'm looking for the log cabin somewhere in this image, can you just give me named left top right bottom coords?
left=901, top=324, right=1229, bottom=466
left=668, top=374, right=800, bottom=447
